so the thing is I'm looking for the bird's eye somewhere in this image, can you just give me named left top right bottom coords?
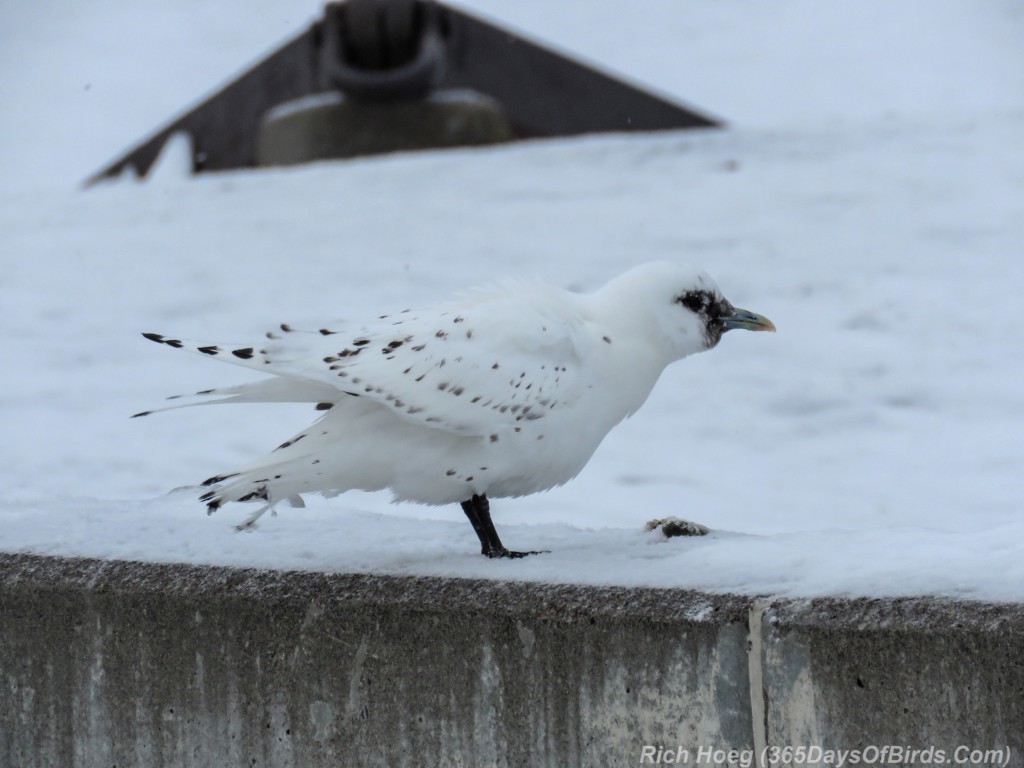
left=677, top=292, right=709, bottom=314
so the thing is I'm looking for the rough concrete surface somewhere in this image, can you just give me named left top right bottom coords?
left=760, top=598, right=1024, bottom=767
left=3, top=553, right=1023, bottom=768
left=0, top=553, right=751, bottom=768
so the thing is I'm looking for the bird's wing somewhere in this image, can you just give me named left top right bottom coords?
left=141, top=283, right=595, bottom=437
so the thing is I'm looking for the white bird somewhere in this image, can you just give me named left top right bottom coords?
left=135, top=261, right=774, bottom=558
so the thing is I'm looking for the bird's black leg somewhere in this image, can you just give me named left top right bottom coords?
left=460, top=494, right=495, bottom=555
left=460, top=494, right=546, bottom=559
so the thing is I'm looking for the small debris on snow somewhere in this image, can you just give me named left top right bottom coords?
left=645, top=517, right=710, bottom=538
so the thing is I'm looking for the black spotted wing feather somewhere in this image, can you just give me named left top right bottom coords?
left=283, top=287, right=589, bottom=435
left=142, top=284, right=591, bottom=437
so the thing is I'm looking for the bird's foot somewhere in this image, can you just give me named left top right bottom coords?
left=645, top=517, right=709, bottom=538
left=484, top=547, right=550, bottom=559
left=234, top=501, right=275, bottom=531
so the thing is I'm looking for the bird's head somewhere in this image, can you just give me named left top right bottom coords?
left=599, top=261, right=775, bottom=361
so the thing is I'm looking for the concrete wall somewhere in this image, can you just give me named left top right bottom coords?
left=760, top=598, right=1024, bottom=764
left=0, top=553, right=1021, bottom=767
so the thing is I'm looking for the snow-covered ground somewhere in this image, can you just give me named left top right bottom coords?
left=2, top=1, right=1023, bottom=600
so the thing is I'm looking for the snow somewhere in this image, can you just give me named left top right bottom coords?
left=2, top=0, right=1023, bottom=601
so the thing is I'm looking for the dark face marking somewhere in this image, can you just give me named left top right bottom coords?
left=315, top=402, right=334, bottom=410
left=675, top=289, right=733, bottom=347
left=677, top=290, right=713, bottom=314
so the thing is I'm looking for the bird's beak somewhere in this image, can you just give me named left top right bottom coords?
left=722, top=307, right=776, bottom=333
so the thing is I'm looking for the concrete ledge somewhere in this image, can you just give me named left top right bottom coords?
left=1, top=553, right=1022, bottom=767
left=760, top=598, right=1024, bottom=760
left=0, top=554, right=751, bottom=767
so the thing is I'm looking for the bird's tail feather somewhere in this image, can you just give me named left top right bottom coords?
left=199, top=455, right=312, bottom=529
left=132, top=377, right=341, bottom=418
left=140, top=332, right=275, bottom=372
left=137, top=330, right=349, bottom=526
left=134, top=331, right=342, bottom=417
